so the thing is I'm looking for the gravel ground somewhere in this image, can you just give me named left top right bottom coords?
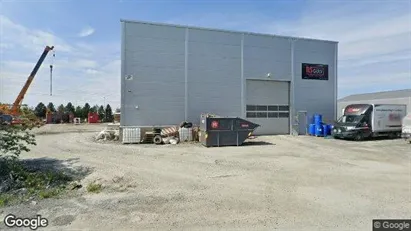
left=0, top=124, right=410, bottom=231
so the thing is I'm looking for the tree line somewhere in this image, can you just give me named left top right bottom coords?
left=33, top=102, right=117, bottom=122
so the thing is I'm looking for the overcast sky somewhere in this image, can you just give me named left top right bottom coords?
left=0, top=0, right=410, bottom=109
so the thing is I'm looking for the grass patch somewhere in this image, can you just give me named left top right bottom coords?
left=0, top=157, right=75, bottom=207
left=0, top=194, right=16, bottom=207
left=39, top=187, right=63, bottom=199
left=86, top=182, right=102, bottom=193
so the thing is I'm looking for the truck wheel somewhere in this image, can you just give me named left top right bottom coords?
left=153, top=135, right=163, bottom=145
left=354, top=133, right=363, bottom=141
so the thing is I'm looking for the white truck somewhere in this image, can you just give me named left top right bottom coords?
left=332, top=104, right=407, bottom=141
left=401, top=113, right=411, bottom=143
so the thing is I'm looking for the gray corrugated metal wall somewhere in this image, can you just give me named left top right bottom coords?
left=121, top=23, right=186, bottom=126
left=187, top=28, right=242, bottom=122
left=121, top=20, right=338, bottom=135
left=293, top=40, right=338, bottom=126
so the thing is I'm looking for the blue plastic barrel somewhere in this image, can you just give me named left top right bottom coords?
left=314, top=114, right=322, bottom=125
left=323, top=124, right=330, bottom=137
left=309, top=124, right=316, bottom=135
left=315, top=124, right=323, bottom=136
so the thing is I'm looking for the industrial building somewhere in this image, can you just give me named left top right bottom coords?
left=120, top=19, right=338, bottom=135
left=338, top=89, right=411, bottom=118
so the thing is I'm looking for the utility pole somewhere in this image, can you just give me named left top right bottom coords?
left=49, top=64, right=53, bottom=96
left=103, top=96, right=106, bottom=106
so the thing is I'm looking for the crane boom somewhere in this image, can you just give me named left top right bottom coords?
left=10, top=45, right=54, bottom=115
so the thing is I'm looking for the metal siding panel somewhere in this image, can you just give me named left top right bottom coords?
left=121, top=19, right=338, bottom=44
left=241, top=34, right=245, bottom=118
left=293, top=40, right=337, bottom=125
left=124, top=37, right=185, bottom=53
left=243, top=46, right=291, bottom=62
left=188, top=28, right=242, bottom=45
left=121, top=22, right=127, bottom=126
left=334, top=42, right=338, bottom=121
left=243, top=35, right=292, bottom=81
left=126, top=51, right=185, bottom=69
left=294, top=40, right=336, bottom=55
left=184, top=28, right=189, bottom=121
left=123, top=22, right=185, bottom=126
left=124, top=22, right=185, bottom=40
left=244, top=34, right=291, bottom=50
left=244, top=60, right=291, bottom=80
left=187, top=29, right=242, bottom=123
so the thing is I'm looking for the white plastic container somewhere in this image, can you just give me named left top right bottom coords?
left=179, top=127, right=193, bottom=142
left=122, top=127, right=141, bottom=144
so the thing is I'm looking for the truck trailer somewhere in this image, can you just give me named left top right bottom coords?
left=332, top=104, right=407, bottom=141
left=401, top=113, right=411, bottom=143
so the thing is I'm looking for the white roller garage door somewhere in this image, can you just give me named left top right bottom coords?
left=246, top=80, right=290, bottom=135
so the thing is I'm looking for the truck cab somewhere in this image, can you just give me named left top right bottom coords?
left=332, top=104, right=373, bottom=141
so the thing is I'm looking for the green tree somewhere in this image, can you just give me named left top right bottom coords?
left=97, top=105, right=105, bottom=122
left=47, top=102, right=56, bottom=112
left=105, top=104, right=113, bottom=122
left=65, top=102, right=75, bottom=114
left=0, top=123, right=36, bottom=157
left=20, top=106, right=38, bottom=124
left=89, top=105, right=98, bottom=113
left=34, top=102, right=47, bottom=118
left=74, top=106, right=83, bottom=118
left=82, top=103, right=90, bottom=119
left=57, top=104, right=65, bottom=113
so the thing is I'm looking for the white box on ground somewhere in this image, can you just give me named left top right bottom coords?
left=179, top=127, right=193, bottom=142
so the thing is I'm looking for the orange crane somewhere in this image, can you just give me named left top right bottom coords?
left=1, top=46, right=54, bottom=116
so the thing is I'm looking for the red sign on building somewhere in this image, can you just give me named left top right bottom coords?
left=211, top=121, right=219, bottom=129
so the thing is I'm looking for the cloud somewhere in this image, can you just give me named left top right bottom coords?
left=77, top=26, right=95, bottom=37
left=169, top=1, right=411, bottom=98
left=0, top=15, right=73, bottom=53
left=339, top=72, right=411, bottom=87
left=0, top=15, right=120, bottom=108
left=0, top=43, right=13, bottom=49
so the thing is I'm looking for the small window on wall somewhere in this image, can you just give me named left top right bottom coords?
left=246, top=112, right=256, bottom=118
left=268, top=105, right=278, bottom=111
left=246, top=104, right=289, bottom=118
left=246, top=105, right=256, bottom=111
left=279, top=106, right=289, bottom=111
left=256, top=112, right=267, bottom=118
left=279, top=112, right=289, bottom=118
left=268, top=112, right=278, bottom=118
left=256, top=105, right=268, bottom=111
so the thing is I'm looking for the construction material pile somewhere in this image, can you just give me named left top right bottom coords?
left=154, top=121, right=197, bottom=145
left=96, top=127, right=120, bottom=141
left=118, top=121, right=200, bottom=145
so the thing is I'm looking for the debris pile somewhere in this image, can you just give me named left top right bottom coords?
left=142, top=121, right=198, bottom=145
left=96, top=127, right=119, bottom=141
left=114, top=121, right=200, bottom=145
left=162, top=136, right=180, bottom=145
